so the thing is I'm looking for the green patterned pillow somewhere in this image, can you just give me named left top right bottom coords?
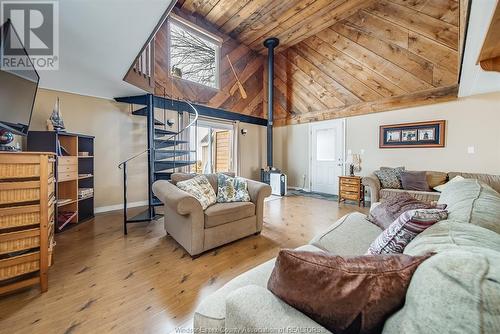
left=176, top=175, right=216, bottom=210
left=216, top=173, right=251, bottom=203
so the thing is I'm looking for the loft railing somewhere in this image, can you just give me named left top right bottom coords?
left=134, top=43, right=153, bottom=79
left=124, top=40, right=156, bottom=93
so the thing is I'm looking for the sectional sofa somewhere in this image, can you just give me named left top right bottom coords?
left=362, top=171, right=500, bottom=203
left=194, top=178, right=500, bottom=333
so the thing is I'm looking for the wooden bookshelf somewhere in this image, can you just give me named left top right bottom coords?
left=27, top=131, right=95, bottom=232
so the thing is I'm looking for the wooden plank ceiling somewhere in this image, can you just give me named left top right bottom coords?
left=154, top=7, right=265, bottom=118
left=177, top=0, right=375, bottom=53
left=174, top=0, right=462, bottom=125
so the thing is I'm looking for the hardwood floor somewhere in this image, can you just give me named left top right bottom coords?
left=0, top=196, right=368, bottom=334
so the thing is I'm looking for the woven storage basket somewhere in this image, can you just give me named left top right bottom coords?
left=0, top=229, right=40, bottom=255
left=0, top=181, right=40, bottom=205
left=0, top=163, right=40, bottom=180
left=0, top=205, right=40, bottom=230
left=49, top=163, right=54, bottom=178
left=48, top=178, right=55, bottom=198
left=48, top=201, right=55, bottom=221
left=0, top=252, right=40, bottom=280
left=48, top=240, right=55, bottom=267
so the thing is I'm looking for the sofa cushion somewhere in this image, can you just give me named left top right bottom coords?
left=426, top=171, right=448, bottom=188
left=438, top=179, right=500, bottom=234
left=193, top=244, right=323, bottom=331
left=226, top=285, right=330, bottom=334
left=383, top=249, right=500, bottom=334
left=216, top=173, right=251, bottom=203
left=379, top=188, right=440, bottom=203
left=204, top=202, right=255, bottom=228
left=404, top=220, right=500, bottom=256
left=268, top=249, right=431, bottom=334
left=176, top=175, right=216, bottom=210
left=449, top=171, right=500, bottom=194
left=433, top=175, right=464, bottom=192
left=310, top=212, right=382, bottom=255
left=400, top=171, right=430, bottom=191
left=367, top=209, right=448, bottom=255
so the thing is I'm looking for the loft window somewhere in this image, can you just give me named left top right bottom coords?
left=168, top=16, right=221, bottom=89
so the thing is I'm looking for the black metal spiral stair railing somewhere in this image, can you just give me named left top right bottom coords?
left=116, top=94, right=199, bottom=234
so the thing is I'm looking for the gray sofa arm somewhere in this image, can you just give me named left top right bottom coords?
left=225, top=285, right=330, bottom=334
left=246, top=179, right=271, bottom=231
left=362, top=174, right=381, bottom=203
left=152, top=180, right=202, bottom=215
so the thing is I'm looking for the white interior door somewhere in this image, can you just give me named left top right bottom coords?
left=310, top=119, right=344, bottom=195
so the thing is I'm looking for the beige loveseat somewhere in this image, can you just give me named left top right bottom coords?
left=362, top=171, right=500, bottom=203
left=193, top=178, right=500, bottom=333
left=152, top=173, right=271, bottom=257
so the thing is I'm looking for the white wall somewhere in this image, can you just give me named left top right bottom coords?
left=26, top=88, right=267, bottom=211
left=273, top=123, right=310, bottom=189
left=274, top=91, right=500, bottom=189
left=238, top=122, right=267, bottom=180
left=30, top=88, right=149, bottom=211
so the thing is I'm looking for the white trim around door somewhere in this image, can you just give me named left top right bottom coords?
left=309, top=119, right=346, bottom=195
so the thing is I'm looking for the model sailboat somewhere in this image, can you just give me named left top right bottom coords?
left=49, top=97, right=66, bottom=131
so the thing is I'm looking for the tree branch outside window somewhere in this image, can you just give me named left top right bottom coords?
left=170, top=22, right=218, bottom=88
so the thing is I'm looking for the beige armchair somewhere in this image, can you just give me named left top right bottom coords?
left=152, top=173, right=272, bottom=257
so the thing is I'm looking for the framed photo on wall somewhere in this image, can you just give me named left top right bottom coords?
left=379, top=120, right=446, bottom=148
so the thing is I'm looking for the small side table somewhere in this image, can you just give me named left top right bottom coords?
left=338, top=176, right=365, bottom=207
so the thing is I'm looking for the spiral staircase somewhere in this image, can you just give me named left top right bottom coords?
left=115, top=94, right=199, bottom=234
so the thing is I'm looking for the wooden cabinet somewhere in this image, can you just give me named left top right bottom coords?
left=0, top=152, right=55, bottom=295
left=338, top=176, right=365, bottom=207
left=27, top=131, right=95, bottom=231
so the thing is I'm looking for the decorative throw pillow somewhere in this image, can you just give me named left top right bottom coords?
left=426, top=171, right=448, bottom=188
left=367, top=192, right=444, bottom=229
left=176, top=175, right=216, bottom=210
left=367, top=209, right=448, bottom=255
left=267, top=250, right=432, bottom=334
left=374, top=167, right=405, bottom=189
left=400, top=171, right=430, bottom=191
left=433, top=175, right=464, bottom=192
left=216, top=173, right=251, bottom=203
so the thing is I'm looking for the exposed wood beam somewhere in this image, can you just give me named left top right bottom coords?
left=477, top=0, right=500, bottom=72
left=274, top=85, right=458, bottom=126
